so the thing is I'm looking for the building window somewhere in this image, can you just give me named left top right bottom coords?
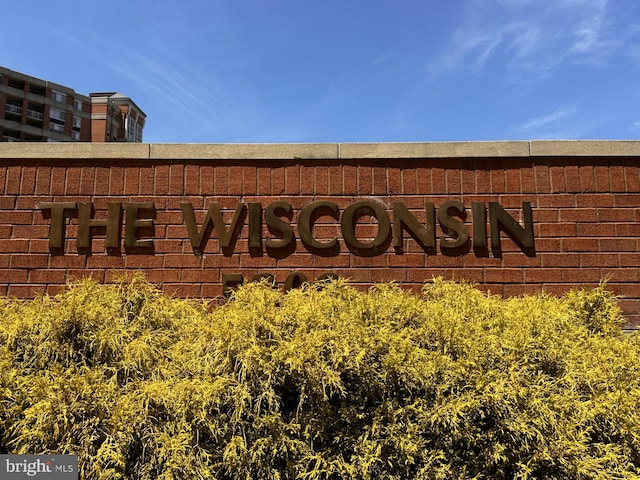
left=72, top=116, right=81, bottom=129
left=71, top=131, right=80, bottom=141
left=49, top=123, right=65, bottom=134
left=49, top=107, right=66, bottom=124
left=51, top=90, right=67, bottom=103
left=74, top=99, right=82, bottom=111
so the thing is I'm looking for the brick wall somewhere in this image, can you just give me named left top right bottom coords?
left=1, top=141, right=640, bottom=326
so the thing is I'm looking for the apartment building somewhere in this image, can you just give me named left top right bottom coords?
left=0, top=66, right=145, bottom=142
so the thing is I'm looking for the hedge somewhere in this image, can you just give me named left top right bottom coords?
left=1, top=276, right=639, bottom=479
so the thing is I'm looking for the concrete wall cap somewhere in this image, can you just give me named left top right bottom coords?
left=530, top=140, right=640, bottom=156
left=1, top=140, right=640, bottom=160
left=338, top=141, right=530, bottom=159
left=0, top=143, right=150, bottom=159
left=150, top=143, right=339, bottom=160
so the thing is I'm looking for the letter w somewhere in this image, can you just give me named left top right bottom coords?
left=181, top=202, right=247, bottom=255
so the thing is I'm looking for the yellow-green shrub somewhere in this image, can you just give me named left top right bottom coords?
left=1, top=276, right=639, bottom=479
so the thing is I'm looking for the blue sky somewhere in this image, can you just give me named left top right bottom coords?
left=3, top=0, right=640, bottom=143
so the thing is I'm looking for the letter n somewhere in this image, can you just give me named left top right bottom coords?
left=392, top=201, right=435, bottom=253
left=489, top=202, right=534, bottom=256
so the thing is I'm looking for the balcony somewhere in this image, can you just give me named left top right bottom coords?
left=4, top=104, right=22, bottom=115
left=27, top=109, right=44, bottom=120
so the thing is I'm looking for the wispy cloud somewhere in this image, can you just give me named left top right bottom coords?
left=515, top=106, right=585, bottom=138
left=53, top=28, right=236, bottom=138
left=519, top=107, right=577, bottom=131
left=427, top=0, right=637, bottom=81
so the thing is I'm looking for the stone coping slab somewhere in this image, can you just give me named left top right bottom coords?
left=1, top=140, right=639, bottom=160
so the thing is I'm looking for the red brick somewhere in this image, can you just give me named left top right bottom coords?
left=600, top=238, right=637, bottom=252
left=139, top=166, right=154, bottom=194
left=200, top=166, right=215, bottom=195
left=35, top=166, right=52, bottom=195
left=579, top=165, right=595, bottom=192
left=95, top=167, right=110, bottom=195
left=401, top=169, right=417, bottom=195
left=602, top=268, right=640, bottom=282
left=228, top=165, right=243, bottom=195
left=0, top=269, right=28, bottom=282
left=29, top=269, right=66, bottom=283
left=561, top=238, right=600, bottom=252
left=48, top=255, right=86, bottom=268
left=445, top=167, right=461, bottom=194
left=0, top=239, right=29, bottom=252
left=610, top=165, right=626, bottom=193
left=564, top=165, right=581, bottom=193
left=613, top=194, right=640, bottom=207
left=540, top=284, right=575, bottom=297
left=524, top=268, right=565, bottom=282
left=594, top=165, right=610, bottom=192
left=313, top=166, right=328, bottom=195
left=333, top=164, right=351, bottom=195
left=242, top=165, right=258, bottom=195
left=124, top=168, right=140, bottom=195
left=126, top=255, right=164, bottom=268
left=537, top=223, right=577, bottom=237
left=8, top=285, right=47, bottom=298
left=535, top=194, right=574, bottom=208
left=169, top=164, right=185, bottom=195
left=203, top=255, right=240, bottom=268
left=215, top=166, right=230, bottom=195
left=11, top=254, right=49, bottom=269
left=5, top=166, right=21, bottom=195
left=162, top=283, right=202, bottom=297
left=559, top=208, right=597, bottom=222
left=110, top=167, right=125, bottom=194
left=616, top=224, right=640, bottom=236
left=597, top=208, right=633, bottom=222
left=502, top=284, right=543, bottom=297
left=272, top=165, right=286, bottom=195
left=387, top=253, right=426, bottom=267
left=580, top=253, right=620, bottom=267
left=29, top=239, right=51, bottom=254
left=484, top=268, right=523, bottom=283
left=66, top=270, right=105, bottom=282
left=329, top=165, right=343, bottom=195
left=416, top=166, right=431, bottom=194
left=312, top=254, right=351, bottom=268
left=618, top=253, right=640, bottom=267
left=499, top=253, right=541, bottom=267
left=624, top=164, right=640, bottom=192
left=286, top=164, right=301, bottom=195
left=86, top=256, right=126, bottom=268
left=531, top=208, right=558, bottom=222
left=185, top=164, right=201, bottom=195
left=371, top=268, right=408, bottom=282
left=372, top=166, right=387, bottom=195
left=490, top=167, right=506, bottom=193
left=300, top=163, right=314, bottom=195
left=461, top=167, right=475, bottom=193
left=534, top=165, right=550, bottom=192
left=20, top=166, right=37, bottom=195
left=506, top=168, right=524, bottom=193
left=549, top=166, right=566, bottom=193
left=576, top=224, right=611, bottom=236
left=541, top=253, right=581, bottom=267
left=13, top=225, right=50, bottom=238
left=426, top=254, right=464, bottom=267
